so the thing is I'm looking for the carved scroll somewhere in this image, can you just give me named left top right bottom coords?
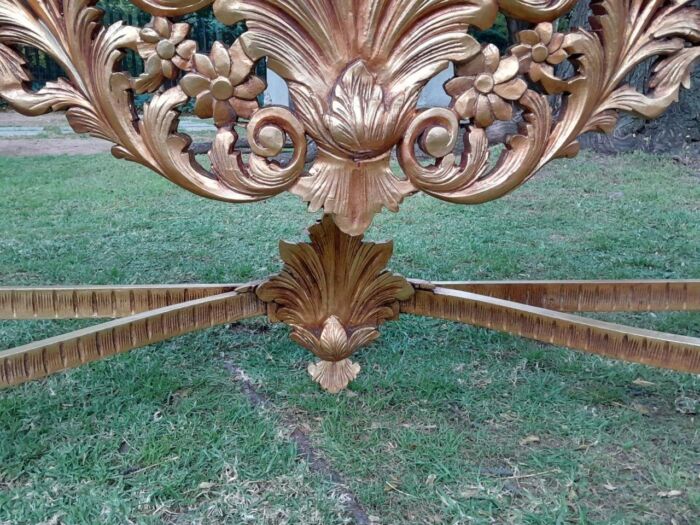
left=0, top=0, right=697, bottom=235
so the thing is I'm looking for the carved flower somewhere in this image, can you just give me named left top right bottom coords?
left=180, top=42, right=266, bottom=126
left=134, top=17, right=195, bottom=93
left=445, top=44, right=528, bottom=128
left=512, top=23, right=568, bottom=82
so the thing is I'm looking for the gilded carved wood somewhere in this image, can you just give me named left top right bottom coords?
left=0, top=1, right=698, bottom=393
left=0, top=291, right=266, bottom=388
left=257, top=216, right=414, bottom=392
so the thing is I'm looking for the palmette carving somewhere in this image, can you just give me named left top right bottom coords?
left=0, top=0, right=698, bottom=235
left=213, top=0, right=499, bottom=234
left=256, top=216, right=414, bottom=392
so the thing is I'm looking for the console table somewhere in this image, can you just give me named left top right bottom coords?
left=0, top=0, right=698, bottom=393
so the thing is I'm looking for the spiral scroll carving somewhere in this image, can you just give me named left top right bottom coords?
left=0, top=0, right=698, bottom=234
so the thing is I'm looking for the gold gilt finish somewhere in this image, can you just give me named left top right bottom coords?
left=0, top=291, right=265, bottom=388
left=0, top=0, right=698, bottom=392
left=0, top=284, right=240, bottom=319
left=257, top=216, right=414, bottom=392
left=403, top=287, right=700, bottom=373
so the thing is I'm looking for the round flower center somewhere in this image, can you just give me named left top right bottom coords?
left=210, top=77, right=234, bottom=100
left=532, top=43, right=549, bottom=63
left=422, top=126, right=452, bottom=158
left=258, top=125, right=285, bottom=157
left=474, top=73, right=495, bottom=94
left=156, top=40, right=176, bottom=60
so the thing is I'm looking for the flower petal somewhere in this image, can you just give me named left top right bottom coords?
left=510, top=45, right=533, bottom=73
left=493, top=55, right=519, bottom=84
left=137, top=41, right=157, bottom=58
left=482, top=44, right=500, bottom=73
left=140, top=27, right=161, bottom=44
left=228, top=40, right=255, bottom=84
left=161, top=59, right=176, bottom=79
left=535, top=23, right=554, bottom=45
left=456, top=53, right=485, bottom=77
left=169, top=23, right=189, bottom=45
left=172, top=55, right=189, bottom=70
left=454, top=88, right=478, bottom=119
left=529, top=62, right=544, bottom=82
left=144, top=53, right=162, bottom=76
left=210, top=42, right=231, bottom=77
left=193, top=92, right=214, bottom=119
left=444, top=76, right=474, bottom=97
left=474, top=95, right=495, bottom=128
left=549, top=32, right=565, bottom=53
left=176, top=40, right=196, bottom=61
left=193, top=53, right=216, bottom=79
left=213, top=99, right=236, bottom=126
left=547, top=48, right=568, bottom=66
left=231, top=98, right=258, bottom=120
left=233, top=76, right=266, bottom=100
left=493, top=77, right=527, bottom=100
left=489, top=94, right=513, bottom=122
left=153, top=17, right=171, bottom=38
left=518, top=29, right=540, bottom=46
left=180, top=73, right=210, bottom=96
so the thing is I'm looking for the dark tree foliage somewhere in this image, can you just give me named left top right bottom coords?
left=472, top=13, right=510, bottom=52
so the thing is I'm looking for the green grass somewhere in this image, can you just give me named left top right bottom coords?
left=0, top=151, right=698, bottom=524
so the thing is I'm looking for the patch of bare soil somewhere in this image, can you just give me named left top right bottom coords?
left=0, top=110, right=218, bottom=157
left=0, top=111, right=69, bottom=127
left=0, top=111, right=111, bottom=156
left=0, top=137, right=113, bottom=156
left=223, top=361, right=372, bottom=525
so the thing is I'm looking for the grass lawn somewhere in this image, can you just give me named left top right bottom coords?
left=0, top=151, right=698, bottom=524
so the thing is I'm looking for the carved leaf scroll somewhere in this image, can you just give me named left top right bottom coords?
left=0, top=0, right=307, bottom=206
left=213, top=0, right=500, bottom=234
left=0, top=0, right=698, bottom=236
left=256, top=215, right=414, bottom=392
left=402, top=0, right=700, bottom=206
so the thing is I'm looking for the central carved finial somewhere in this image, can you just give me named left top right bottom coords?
left=256, top=216, right=414, bottom=393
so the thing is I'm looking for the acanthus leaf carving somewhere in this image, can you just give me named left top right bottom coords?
left=410, top=0, right=699, bottom=206
left=213, top=0, right=499, bottom=235
left=0, top=0, right=700, bottom=395
left=131, top=0, right=215, bottom=16
left=0, top=0, right=698, bottom=235
left=0, top=0, right=308, bottom=207
left=256, top=215, right=414, bottom=392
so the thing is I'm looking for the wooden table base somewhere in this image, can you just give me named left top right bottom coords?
left=2, top=218, right=698, bottom=393
left=1, top=1, right=699, bottom=394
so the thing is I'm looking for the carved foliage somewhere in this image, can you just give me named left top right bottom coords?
left=213, top=0, right=499, bottom=234
left=0, top=0, right=307, bottom=205
left=0, top=0, right=698, bottom=237
left=256, top=215, right=414, bottom=392
left=402, top=0, right=700, bottom=206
